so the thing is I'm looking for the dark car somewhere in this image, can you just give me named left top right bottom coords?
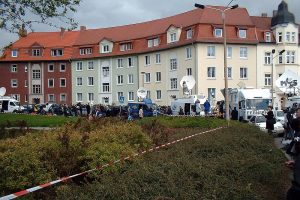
left=22, top=104, right=35, bottom=114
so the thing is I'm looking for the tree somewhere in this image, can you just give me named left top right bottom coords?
left=0, top=0, right=81, bottom=34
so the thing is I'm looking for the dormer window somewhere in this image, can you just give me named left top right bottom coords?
left=214, top=28, right=223, bottom=37
left=79, top=48, right=93, bottom=55
left=120, top=42, right=133, bottom=51
left=186, top=28, right=193, bottom=39
left=147, top=38, right=159, bottom=48
left=32, top=49, right=41, bottom=56
left=265, top=32, right=271, bottom=42
left=51, top=49, right=63, bottom=57
left=170, top=33, right=177, bottom=42
left=11, top=50, right=18, bottom=57
left=238, top=29, right=247, bottom=38
left=102, top=45, right=110, bottom=53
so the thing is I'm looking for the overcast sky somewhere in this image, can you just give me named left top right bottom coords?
left=0, top=0, right=299, bottom=49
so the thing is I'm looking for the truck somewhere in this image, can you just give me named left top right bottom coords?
left=0, top=96, right=25, bottom=113
left=127, top=99, right=159, bottom=118
left=170, top=94, right=206, bottom=116
left=228, top=88, right=271, bottom=121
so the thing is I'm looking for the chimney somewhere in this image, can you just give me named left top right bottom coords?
left=80, top=26, right=86, bottom=31
left=273, top=10, right=278, bottom=17
left=261, top=13, right=267, bottom=17
left=60, top=27, right=65, bottom=38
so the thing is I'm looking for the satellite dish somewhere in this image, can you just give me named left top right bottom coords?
left=180, top=76, right=195, bottom=95
left=137, top=87, right=147, bottom=99
left=0, top=87, right=6, bottom=96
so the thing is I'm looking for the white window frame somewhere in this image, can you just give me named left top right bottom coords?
left=170, top=32, right=177, bottom=42
left=117, top=92, right=124, bottom=101
left=170, top=78, right=178, bottom=90
left=60, top=94, right=66, bottom=102
left=170, top=58, right=177, bottom=71
left=88, top=61, right=94, bottom=70
left=102, top=83, right=110, bottom=92
left=88, top=93, right=94, bottom=102
left=187, top=68, right=192, bottom=76
left=25, top=80, right=28, bottom=87
left=102, top=45, right=110, bottom=53
left=32, top=49, right=41, bottom=56
left=32, top=69, right=41, bottom=79
left=238, top=29, right=247, bottom=38
left=117, top=75, right=124, bottom=85
left=155, top=54, right=161, bottom=64
left=156, top=90, right=162, bottom=100
left=102, top=67, right=109, bottom=77
left=48, top=78, right=54, bottom=88
left=156, top=72, right=161, bottom=82
left=76, top=77, right=83, bottom=86
left=87, top=77, right=94, bottom=86
left=227, top=67, right=232, bottom=79
left=11, top=50, right=18, bottom=57
left=207, top=67, right=216, bottom=79
left=265, top=74, right=271, bottom=86
left=60, top=63, right=66, bottom=72
left=207, top=46, right=215, bottom=57
left=48, top=64, right=54, bottom=72
left=11, top=79, right=18, bottom=88
left=128, top=91, right=134, bottom=101
left=76, top=62, right=83, bottom=71
left=76, top=93, right=83, bottom=102
left=48, top=94, right=55, bottom=102
left=227, top=47, right=232, bottom=58
left=145, top=73, right=151, bottom=83
left=51, top=49, right=63, bottom=57
left=145, top=55, right=151, bottom=66
left=265, top=32, right=271, bottom=42
left=128, top=74, right=134, bottom=84
left=286, top=32, right=291, bottom=42
left=186, top=28, right=193, bottom=39
left=117, top=58, right=123, bottom=68
left=128, top=57, right=134, bottom=67
left=240, top=47, right=248, bottom=59
left=291, top=32, right=296, bottom=42
left=264, top=52, right=271, bottom=64
left=240, top=67, right=248, bottom=79
left=32, top=85, right=41, bottom=94
left=214, top=28, right=222, bottom=37
left=10, top=64, right=17, bottom=72
left=60, top=78, right=66, bottom=87
left=186, top=47, right=192, bottom=59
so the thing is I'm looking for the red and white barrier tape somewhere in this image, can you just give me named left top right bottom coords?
left=0, top=127, right=223, bottom=200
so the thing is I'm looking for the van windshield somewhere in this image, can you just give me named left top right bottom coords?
left=246, top=99, right=270, bottom=110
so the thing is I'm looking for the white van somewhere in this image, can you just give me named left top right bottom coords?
left=170, top=95, right=206, bottom=116
left=0, top=96, right=24, bottom=113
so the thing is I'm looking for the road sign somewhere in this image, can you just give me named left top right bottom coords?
left=119, top=96, right=125, bottom=103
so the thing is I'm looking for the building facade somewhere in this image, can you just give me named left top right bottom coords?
left=0, top=0, right=299, bottom=108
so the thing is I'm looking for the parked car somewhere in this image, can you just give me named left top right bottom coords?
left=22, top=104, right=35, bottom=114
left=248, top=114, right=284, bottom=136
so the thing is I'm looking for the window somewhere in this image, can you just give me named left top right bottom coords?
left=11, top=50, right=18, bottom=57
left=103, top=97, right=109, bottom=104
left=238, top=29, right=247, bottom=38
left=155, top=54, right=161, bottom=64
left=279, top=54, right=283, bottom=64
left=186, top=47, right=192, bottom=59
left=128, top=57, right=134, bottom=67
left=77, top=93, right=83, bottom=102
left=117, top=92, right=123, bottom=101
left=148, top=38, right=159, bottom=47
left=278, top=32, right=282, bottom=43
left=145, top=55, right=151, bottom=65
left=48, top=64, right=54, bottom=72
left=11, top=79, right=18, bottom=88
left=32, top=70, right=41, bottom=79
left=156, top=90, right=162, bottom=100
left=286, top=51, right=296, bottom=64
left=207, top=46, right=215, bottom=57
left=286, top=32, right=290, bottom=42
left=32, top=85, right=41, bottom=94
left=207, top=67, right=216, bottom=78
left=156, top=72, right=161, bottom=82
left=170, top=58, right=177, bottom=70
left=76, top=62, right=83, bottom=71
left=102, top=45, right=110, bottom=53
left=88, top=93, right=94, bottom=102
left=60, top=78, right=66, bottom=87
left=265, top=52, right=271, bottom=64
left=117, top=58, right=123, bottom=68
left=170, top=32, right=177, bottom=42
left=187, top=68, right=192, bottom=76
left=88, top=61, right=94, bottom=70
left=103, top=67, right=109, bottom=77
left=48, top=79, right=54, bottom=87
left=128, top=91, right=134, bottom=101
left=32, top=49, right=41, bottom=56
left=80, top=48, right=92, bottom=55
left=25, top=65, right=28, bottom=72
left=60, top=94, right=66, bottom=102
left=186, top=28, right=193, bottom=39
left=25, top=95, right=28, bottom=102
left=240, top=67, right=248, bottom=79
left=10, top=64, right=17, bottom=72
left=102, top=83, right=110, bottom=92
left=87, top=77, right=94, bottom=86
left=240, top=47, right=248, bottom=58
left=291, top=32, right=296, bottom=42
left=214, top=28, right=222, bottom=37
left=120, top=43, right=133, bottom=51
left=208, top=88, right=216, bottom=100
left=128, top=74, right=134, bottom=84
left=227, top=47, right=232, bottom=58
left=170, top=78, right=177, bottom=89
left=265, top=74, right=271, bottom=86
left=60, top=63, right=66, bottom=72
left=117, top=75, right=124, bottom=85
left=265, top=32, right=271, bottom=42
left=145, top=73, right=150, bottom=83
left=146, top=91, right=151, bottom=99
left=76, top=77, right=83, bottom=86
left=227, top=67, right=232, bottom=79
left=48, top=94, right=55, bottom=102
left=51, top=49, right=63, bottom=56
left=25, top=80, right=28, bottom=87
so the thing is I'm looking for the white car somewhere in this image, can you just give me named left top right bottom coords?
left=248, top=114, right=284, bottom=136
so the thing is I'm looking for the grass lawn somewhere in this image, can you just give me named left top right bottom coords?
left=0, top=114, right=78, bottom=127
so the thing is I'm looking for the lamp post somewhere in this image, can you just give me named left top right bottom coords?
left=195, top=3, right=238, bottom=123
left=271, top=49, right=285, bottom=108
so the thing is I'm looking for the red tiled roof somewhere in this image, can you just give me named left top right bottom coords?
left=250, top=16, right=276, bottom=43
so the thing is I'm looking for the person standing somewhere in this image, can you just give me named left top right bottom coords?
left=139, top=106, right=144, bottom=119
left=265, top=106, right=275, bottom=134
left=231, top=107, right=238, bottom=120
left=204, top=100, right=210, bottom=116
left=290, top=108, right=300, bottom=138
